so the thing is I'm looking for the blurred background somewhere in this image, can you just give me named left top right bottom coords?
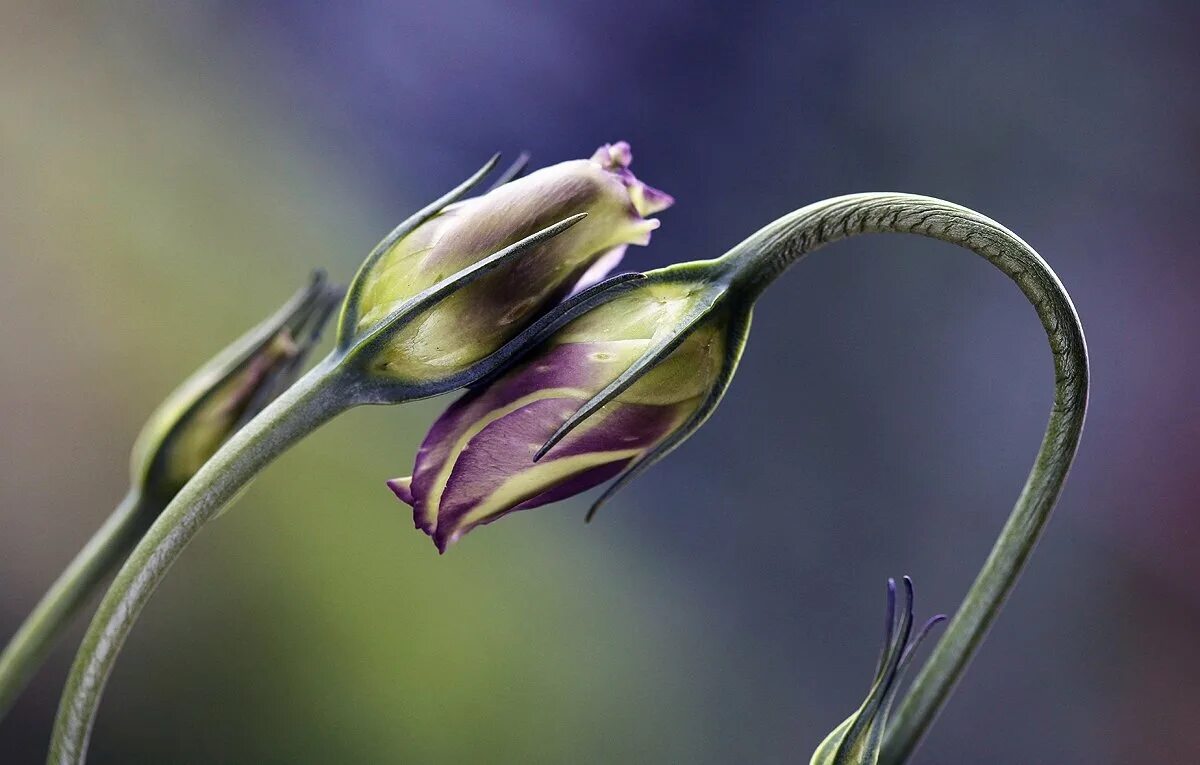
left=2, top=1, right=1196, bottom=762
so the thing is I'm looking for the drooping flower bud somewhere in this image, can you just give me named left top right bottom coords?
left=130, top=273, right=341, bottom=503
left=810, top=578, right=945, bottom=765
left=338, top=142, right=673, bottom=391
left=387, top=263, right=748, bottom=551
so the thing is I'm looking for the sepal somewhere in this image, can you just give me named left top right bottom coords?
left=810, top=577, right=945, bottom=765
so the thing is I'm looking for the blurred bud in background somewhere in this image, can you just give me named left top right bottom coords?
left=810, top=578, right=944, bottom=765
left=348, top=142, right=673, bottom=385
left=388, top=261, right=749, bottom=552
left=131, top=272, right=342, bottom=504
left=0, top=273, right=342, bottom=720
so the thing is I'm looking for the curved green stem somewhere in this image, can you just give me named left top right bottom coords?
left=42, top=191, right=1086, bottom=764
left=0, top=491, right=156, bottom=719
left=46, top=357, right=349, bottom=765
left=720, top=193, right=1089, bottom=763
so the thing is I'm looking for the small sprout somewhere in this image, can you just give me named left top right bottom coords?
left=130, top=273, right=341, bottom=503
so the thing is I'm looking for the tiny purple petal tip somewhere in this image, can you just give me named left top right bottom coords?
left=592, top=141, right=633, bottom=170
left=589, top=141, right=674, bottom=217
left=639, top=183, right=675, bottom=215
left=630, top=183, right=675, bottom=217
left=387, top=477, right=414, bottom=506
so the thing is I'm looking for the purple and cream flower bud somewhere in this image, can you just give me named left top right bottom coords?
left=388, top=271, right=746, bottom=551
left=349, top=142, right=673, bottom=384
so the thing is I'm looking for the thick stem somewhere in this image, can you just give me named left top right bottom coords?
left=721, top=193, right=1088, bottom=763
left=0, top=491, right=156, bottom=719
left=46, top=358, right=348, bottom=765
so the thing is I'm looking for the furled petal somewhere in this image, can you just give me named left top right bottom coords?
left=352, top=143, right=673, bottom=382
left=589, top=140, right=675, bottom=217
left=507, top=461, right=629, bottom=513
left=429, top=396, right=690, bottom=550
left=400, top=340, right=650, bottom=535
left=390, top=272, right=738, bottom=552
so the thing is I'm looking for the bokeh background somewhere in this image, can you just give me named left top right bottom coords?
left=2, top=1, right=1197, bottom=763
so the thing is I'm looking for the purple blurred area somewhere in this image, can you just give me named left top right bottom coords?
left=2, top=1, right=1198, bottom=762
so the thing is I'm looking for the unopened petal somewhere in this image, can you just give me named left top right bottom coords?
left=432, top=396, right=691, bottom=550
left=355, top=146, right=674, bottom=383
left=402, top=340, right=649, bottom=535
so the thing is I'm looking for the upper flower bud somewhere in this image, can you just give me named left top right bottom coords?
left=810, top=578, right=944, bottom=765
left=387, top=263, right=747, bottom=551
left=130, top=273, right=341, bottom=503
left=340, top=142, right=673, bottom=390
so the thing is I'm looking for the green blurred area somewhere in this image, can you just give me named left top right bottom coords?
left=0, top=4, right=711, bottom=762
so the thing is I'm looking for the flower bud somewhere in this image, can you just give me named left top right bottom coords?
left=344, top=142, right=673, bottom=387
left=810, top=578, right=944, bottom=765
left=130, top=273, right=341, bottom=503
left=387, top=266, right=748, bottom=551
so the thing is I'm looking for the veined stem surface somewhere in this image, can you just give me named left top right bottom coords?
left=721, top=193, right=1088, bottom=764
left=46, top=357, right=349, bottom=765
left=0, top=491, right=155, bottom=719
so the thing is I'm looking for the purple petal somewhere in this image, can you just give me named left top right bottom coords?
left=436, top=397, right=585, bottom=522
left=387, top=477, right=414, bottom=506
left=436, top=461, right=632, bottom=553
left=510, top=460, right=631, bottom=512
left=431, top=397, right=687, bottom=550
left=540, top=400, right=688, bottom=461
left=404, top=342, right=626, bottom=534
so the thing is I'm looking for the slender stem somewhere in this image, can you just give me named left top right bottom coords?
left=46, top=357, right=349, bottom=765
left=721, top=193, right=1089, bottom=763
left=0, top=491, right=156, bottom=719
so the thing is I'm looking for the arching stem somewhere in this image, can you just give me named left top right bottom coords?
left=719, top=193, right=1089, bottom=763
left=0, top=491, right=157, bottom=719
left=44, top=192, right=1086, bottom=764
left=46, top=358, right=349, bottom=765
